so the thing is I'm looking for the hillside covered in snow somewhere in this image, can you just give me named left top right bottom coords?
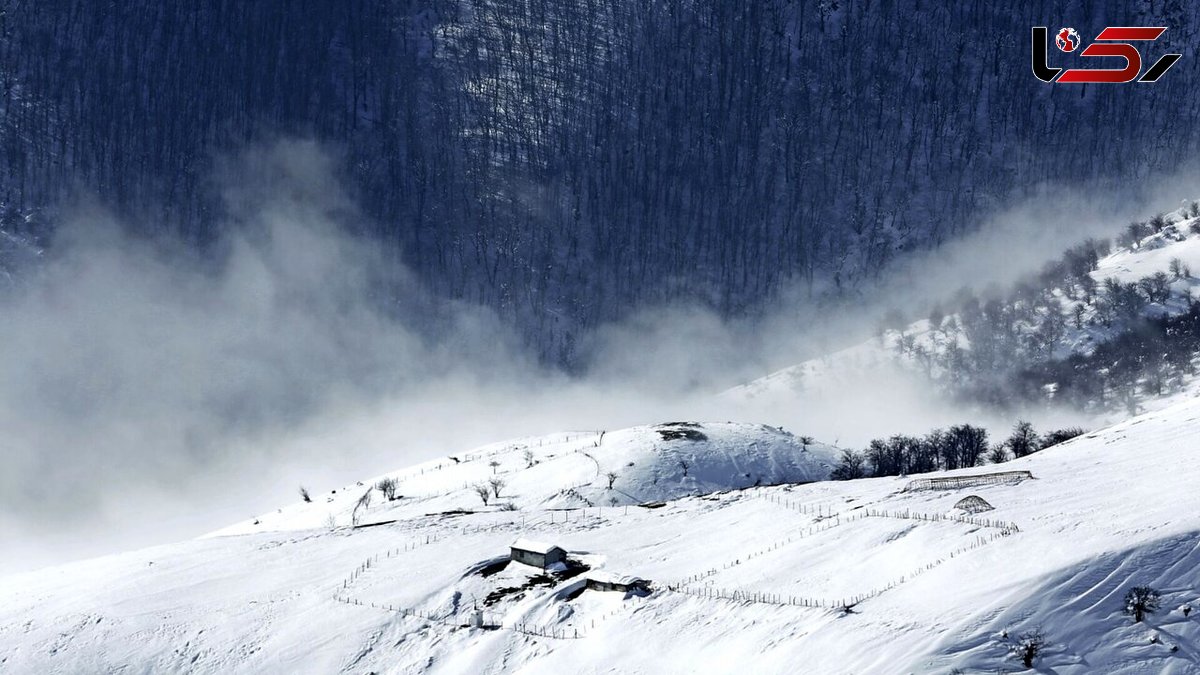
left=728, top=201, right=1200, bottom=425
left=4, top=405, right=1200, bottom=673
left=210, top=422, right=836, bottom=537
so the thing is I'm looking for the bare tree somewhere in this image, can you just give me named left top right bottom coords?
left=1170, top=257, right=1190, bottom=280
left=523, top=448, right=535, bottom=468
left=474, top=483, right=492, bottom=506
left=829, top=449, right=866, bottom=480
left=1006, top=421, right=1038, bottom=459
left=1125, top=586, right=1162, bottom=623
left=299, top=486, right=312, bottom=503
left=1013, top=630, right=1045, bottom=668
left=798, top=435, right=815, bottom=449
left=375, top=477, right=398, bottom=501
left=489, top=460, right=501, bottom=474
left=488, top=477, right=505, bottom=498
left=352, top=489, right=372, bottom=526
left=1138, top=272, right=1171, bottom=304
left=606, top=471, right=618, bottom=489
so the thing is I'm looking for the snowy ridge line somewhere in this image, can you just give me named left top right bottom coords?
left=383, top=434, right=605, bottom=502
left=454, top=431, right=605, bottom=464
left=364, top=431, right=605, bottom=499
left=334, top=541, right=588, bottom=640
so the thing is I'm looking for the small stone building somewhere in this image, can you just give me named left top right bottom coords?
left=585, top=571, right=651, bottom=594
left=509, top=538, right=567, bottom=569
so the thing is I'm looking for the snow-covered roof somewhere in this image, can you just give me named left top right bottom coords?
left=586, top=571, right=645, bottom=586
left=510, top=538, right=563, bottom=554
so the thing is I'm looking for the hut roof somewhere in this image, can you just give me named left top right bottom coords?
left=510, top=538, right=563, bottom=555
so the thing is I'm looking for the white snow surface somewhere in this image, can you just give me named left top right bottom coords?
left=206, top=422, right=835, bottom=537
left=3, top=407, right=1200, bottom=673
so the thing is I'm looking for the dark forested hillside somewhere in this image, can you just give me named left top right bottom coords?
left=1, top=0, right=1197, bottom=363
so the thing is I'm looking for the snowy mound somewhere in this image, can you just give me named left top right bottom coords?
left=545, top=422, right=835, bottom=509
left=208, top=422, right=836, bottom=537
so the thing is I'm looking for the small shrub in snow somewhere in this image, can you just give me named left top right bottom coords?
left=523, top=448, right=535, bottom=468
left=606, top=471, right=618, bottom=489
left=299, top=486, right=312, bottom=503
left=1039, top=427, right=1085, bottom=450
left=1125, top=586, right=1162, bottom=623
left=1012, top=629, right=1046, bottom=668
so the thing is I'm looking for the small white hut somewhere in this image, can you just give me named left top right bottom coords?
left=509, top=538, right=568, bottom=569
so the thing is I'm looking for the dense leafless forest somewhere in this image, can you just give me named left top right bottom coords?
left=1, top=0, right=1196, bottom=363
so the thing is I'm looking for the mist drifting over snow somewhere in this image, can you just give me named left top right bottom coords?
left=0, top=140, right=1191, bottom=573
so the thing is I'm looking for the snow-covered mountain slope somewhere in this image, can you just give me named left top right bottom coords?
left=726, top=205, right=1200, bottom=415
left=211, top=422, right=837, bottom=536
left=4, top=403, right=1200, bottom=673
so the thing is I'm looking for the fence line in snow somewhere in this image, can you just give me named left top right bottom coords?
left=663, top=493, right=1020, bottom=607
left=903, top=471, right=1034, bottom=492
left=665, top=526, right=1016, bottom=610
left=758, top=492, right=1020, bottom=534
